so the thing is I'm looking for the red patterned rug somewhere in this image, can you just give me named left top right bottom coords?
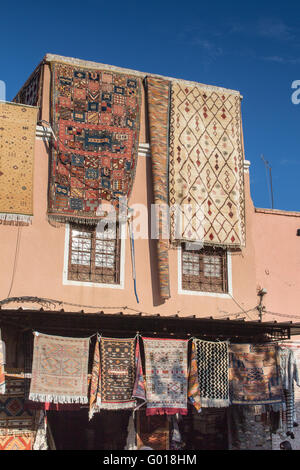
left=48, top=61, right=142, bottom=224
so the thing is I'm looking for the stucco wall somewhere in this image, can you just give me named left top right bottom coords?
left=0, top=59, right=299, bottom=324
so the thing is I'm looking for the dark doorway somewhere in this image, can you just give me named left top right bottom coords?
left=47, top=409, right=131, bottom=450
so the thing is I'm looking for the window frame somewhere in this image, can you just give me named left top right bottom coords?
left=178, top=244, right=233, bottom=298
left=63, top=222, right=125, bottom=289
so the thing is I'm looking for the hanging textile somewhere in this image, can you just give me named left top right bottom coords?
left=132, top=339, right=147, bottom=408
left=278, top=343, right=300, bottom=437
left=192, top=339, right=229, bottom=408
left=0, top=102, right=38, bottom=225
left=90, top=336, right=137, bottom=414
left=187, top=341, right=201, bottom=412
left=124, top=414, right=137, bottom=450
left=0, top=433, right=35, bottom=450
left=33, top=411, right=48, bottom=450
left=142, top=337, right=188, bottom=416
left=0, top=377, right=36, bottom=431
left=47, top=61, right=142, bottom=224
left=229, top=343, right=284, bottom=405
left=0, top=376, right=41, bottom=451
left=13, top=62, right=43, bottom=108
left=0, top=338, right=6, bottom=394
left=169, top=82, right=245, bottom=247
left=89, top=336, right=101, bottom=419
left=145, top=76, right=171, bottom=300
left=228, top=405, right=272, bottom=450
left=29, top=332, right=89, bottom=404
left=137, top=411, right=170, bottom=450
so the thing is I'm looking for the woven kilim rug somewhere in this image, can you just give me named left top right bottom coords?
left=0, top=433, right=34, bottom=450
left=13, top=63, right=43, bottom=108
left=0, top=340, right=5, bottom=394
left=98, top=337, right=136, bottom=410
left=169, top=82, right=245, bottom=247
left=191, top=339, right=229, bottom=408
left=48, top=62, right=142, bottom=224
left=187, top=341, right=201, bottom=412
left=142, top=337, right=188, bottom=416
left=0, top=102, right=38, bottom=225
left=229, top=343, right=284, bottom=405
left=89, top=336, right=101, bottom=419
left=0, top=377, right=35, bottom=431
left=29, top=332, right=89, bottom=404
left=278, top=342, right=300, bottom=435
left=132, top=340, right=146, bottom=408
left=146, top=76, right=171, bottom=300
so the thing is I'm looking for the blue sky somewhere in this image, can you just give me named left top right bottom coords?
left=1, top=0, right=300, bottom=211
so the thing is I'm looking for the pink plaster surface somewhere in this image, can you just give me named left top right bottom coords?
left=0, top=62, right=299, bottom=324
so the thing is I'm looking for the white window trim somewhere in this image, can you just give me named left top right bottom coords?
left=63, top=222, right=125, bottom=289
left=178, top=246, right=233, bottom=298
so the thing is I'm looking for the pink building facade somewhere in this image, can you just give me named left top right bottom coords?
left=0, top=54, right=299, bottom=326
left=0, top=54, right=300, bottom=451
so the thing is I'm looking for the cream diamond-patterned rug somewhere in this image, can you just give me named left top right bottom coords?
left=169, top=83, right=246, bottom=247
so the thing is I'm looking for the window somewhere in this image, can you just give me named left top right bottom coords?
left=68, top=223, right=121, bottom=285
left=181, top=244, right=228, bottom=293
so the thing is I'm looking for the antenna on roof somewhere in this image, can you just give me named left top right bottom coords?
left=261, top=154, right=274, bottom=209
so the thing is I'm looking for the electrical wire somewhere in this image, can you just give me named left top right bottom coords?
left=6, top=227, right=22, bottom=298
left=0, top=295, right=260, bottom=322
left=264, top=310, right=300, bottom=321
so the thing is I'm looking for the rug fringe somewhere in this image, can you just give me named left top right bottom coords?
left=200, top=398, right=230, bottom=408
left=47, top=214, right=101, bottom=225
left=97, top=401, right=136, bottom=410
left=29, top=393, right=88, bottom=404
left=0, top=213, right=32, bottom=226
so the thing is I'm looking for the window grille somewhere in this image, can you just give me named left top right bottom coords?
left=68, top=223, right=120, bottom=284
left=181, top=244, right=228, bottom=293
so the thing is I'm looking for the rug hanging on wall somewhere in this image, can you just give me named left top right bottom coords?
left=29, top=332, right=89, bottom=404
left=191, top=339, right=229, bottom=408
left=99, top=336, right=137, bottom=410
left=142, top=337, right=188, bottom=416
left=0, top=102, right=38, bottom=225
left=0, top=433, right=35, bottom=450
left=0, top=339, right=6, bottom=394
left=145, top=76, right=171, bottom=300
left=187, top=341, right=201, bottom=412
left=229, top=343, right=284, bottom=405
left=278, top=342, right=300, bottom=435
left=47, top=61, right=142, bottom=224
left=169, top=82, right=245, bottom=247
left=0, top=377, right=36, bottom=431
left=13, top=62, right=43, bottom=109
left=89, top=335, right=101, bottom=419
left=132, top=339, right=147, bottom=409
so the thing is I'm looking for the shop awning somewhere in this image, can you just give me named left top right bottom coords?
left=0, top=306, right=299, bottom=341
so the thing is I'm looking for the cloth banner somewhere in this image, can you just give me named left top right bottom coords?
left=0, top=102, right=38, bottom=225
left=145, top=76, right=171, bottom=300
left=191, top=339, right=229, bottom=408
left=142, top=337, right=188, bottom=416
left=169, top=82, right=245, bottom=247
left=29, top=332, right=89, bottom=404
left=229, top=343, right=284, bottom=405
left=48, top=61, right=142, bottom=224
